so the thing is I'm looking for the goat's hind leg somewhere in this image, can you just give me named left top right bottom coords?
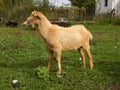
left=78, top=47, right=86, bottom=68
left=83, top=45, right=93, bottom=70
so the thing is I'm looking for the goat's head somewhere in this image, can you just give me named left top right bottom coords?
left=23, top=11, right=42, bottom=28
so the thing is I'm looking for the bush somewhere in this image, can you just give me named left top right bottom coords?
left=35, top=66, right=50, bottom=81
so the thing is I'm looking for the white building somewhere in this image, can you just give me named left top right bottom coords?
left=96, top=0, right=120, bottom=16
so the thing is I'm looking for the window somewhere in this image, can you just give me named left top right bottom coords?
left=105, top=0, right=108, bottom=7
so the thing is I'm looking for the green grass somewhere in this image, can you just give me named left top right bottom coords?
left=96, top=18, right=120, bottom=25
left=0, top=24, right=120, bottom=90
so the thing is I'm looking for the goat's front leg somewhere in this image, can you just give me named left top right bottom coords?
left=48, top=50, right=53, bottom=71
left=55, top=50, right=62, bottom=75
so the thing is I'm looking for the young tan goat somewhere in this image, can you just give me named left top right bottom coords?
left=23, top=11, right=93, bottom=75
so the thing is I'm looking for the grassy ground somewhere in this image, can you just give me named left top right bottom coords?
left=0, top=24, right=120, bottom=90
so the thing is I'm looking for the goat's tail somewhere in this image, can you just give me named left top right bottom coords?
left=89, top=32, right=93, bottom=40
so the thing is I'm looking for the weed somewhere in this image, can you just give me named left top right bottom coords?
left=35, top=66, right=50, bottom=81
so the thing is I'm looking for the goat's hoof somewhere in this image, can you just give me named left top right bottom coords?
left=90, top=67, right=93, bottom=70
left=90, top=65, right=93, bottom=70
left=57, top=74, right=62, bottom=78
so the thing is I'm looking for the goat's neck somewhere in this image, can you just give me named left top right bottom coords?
left=37, top=18, right=52, bottom=40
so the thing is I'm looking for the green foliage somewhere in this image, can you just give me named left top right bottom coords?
left=69, top=0, right=95, bottom=21
left=69, top=0, right=95, bottom=9
left=0, top=0, right=33, bottom=22
left=33, top=0, right=49, bottom=7
left=35, top=66, right=50, bottom=81
left=0, top=0, right=50, bottom=23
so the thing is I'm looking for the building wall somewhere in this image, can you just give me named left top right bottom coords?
left=112, top=0, right=120, bottom=16
left=96, top=0, right=112, bottom=14
left=96, top=0, right=120, bottom=16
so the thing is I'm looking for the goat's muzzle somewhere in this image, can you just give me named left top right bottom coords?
left=22, top=21, right=28, bottom=26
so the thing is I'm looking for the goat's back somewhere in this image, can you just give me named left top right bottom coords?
left=56, top=25, right=92, bottom=40
left=50, top=25, right=92, bottom=50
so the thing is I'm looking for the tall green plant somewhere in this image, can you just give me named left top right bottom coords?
left=69, top=0, right=96, bottom=21
left=0, top=0, right=35, bottom=22
left=0, top=0, right=51, bottom=23
left=69, top=0, right=95, bottom=9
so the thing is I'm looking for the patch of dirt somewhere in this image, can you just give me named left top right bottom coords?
left=11, top=41, right=24, bottom=49
left=93, top=32, right=105, bottom=37
left=10, top=31, right=21, bottom=36
left=106, top=85, right=120, bottom=90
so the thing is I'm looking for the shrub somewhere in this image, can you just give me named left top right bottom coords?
left=35, top=66, right=50, bottom=81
